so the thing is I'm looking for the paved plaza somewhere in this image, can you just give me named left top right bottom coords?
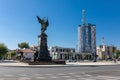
left=0, top=60, right=120, bottom=80
left=0, top=65, right=120, bottom=80
left=0, top=71, right=120, bottom=80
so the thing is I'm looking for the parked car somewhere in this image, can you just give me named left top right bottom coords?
left=66, top=59, right=77, bottom=62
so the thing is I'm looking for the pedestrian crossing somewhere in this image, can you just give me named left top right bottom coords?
left=0, top=72, right=120, bottom=80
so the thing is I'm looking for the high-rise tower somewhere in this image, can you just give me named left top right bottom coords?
left=78, top=10, right=96, bottom=56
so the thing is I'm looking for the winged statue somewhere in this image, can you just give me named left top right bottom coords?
left=37, top=16, right=49, bottom=33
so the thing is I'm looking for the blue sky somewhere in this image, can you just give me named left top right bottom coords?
left=0, top=0, right=120, bottom=49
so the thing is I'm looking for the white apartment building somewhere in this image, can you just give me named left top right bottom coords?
left=97, top=45, right=116, bottom=60
left=49, top=46, right=76, bottom=60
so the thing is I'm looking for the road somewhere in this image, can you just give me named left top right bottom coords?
left=0, top=65, right=120, bottom=80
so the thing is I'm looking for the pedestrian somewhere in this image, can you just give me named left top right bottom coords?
left=113, top=58, right=116, bottom=63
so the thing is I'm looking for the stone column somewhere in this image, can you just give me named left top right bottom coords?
left=37, top=33, right=51, bottom=61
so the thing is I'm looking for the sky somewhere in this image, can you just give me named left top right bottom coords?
left=0, top=0, right=120, bottom=49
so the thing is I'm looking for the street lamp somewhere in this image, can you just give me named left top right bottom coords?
left=113, top=53, right=117, bottom=63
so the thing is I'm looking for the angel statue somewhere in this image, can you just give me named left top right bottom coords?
left=37, top=16, right=49, bottom=33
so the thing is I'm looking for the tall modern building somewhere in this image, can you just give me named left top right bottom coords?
left=78, top=10, right=96, bottom=56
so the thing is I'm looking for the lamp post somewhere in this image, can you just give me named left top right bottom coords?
left=113, top=53, right=117, bottom=63
left=93, top=53, right=97, bottom=62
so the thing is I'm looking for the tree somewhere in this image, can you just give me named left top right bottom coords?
left=18, top=42, right=29, bottom=49
left=0, top=43, right=8, bottom=59
left=114, top=49, right=120, bottom=59
left=6, top=51, right=16, bottom=60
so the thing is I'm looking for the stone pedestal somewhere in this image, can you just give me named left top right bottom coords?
left=37, top=33, right=51, bottom=61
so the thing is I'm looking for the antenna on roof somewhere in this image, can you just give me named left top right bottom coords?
left=82, top=9, right=86, bottom=25
left=102, top=37, right=104, bottom=46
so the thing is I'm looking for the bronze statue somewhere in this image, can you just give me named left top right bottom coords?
left=37, top=16, right=49, bottom=33
left=34, top=16, right=51, bottom=62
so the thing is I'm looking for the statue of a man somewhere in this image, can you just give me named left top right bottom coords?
left=37, top=16, right=49, bottom=33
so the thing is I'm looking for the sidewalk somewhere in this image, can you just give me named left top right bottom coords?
left=66, top=61, right=120, bottom=66
left=0, top=60, right=119, bottom=67
left=0, top=60, right=69, bottom=67
left=0, top=62, right=70, bottom=67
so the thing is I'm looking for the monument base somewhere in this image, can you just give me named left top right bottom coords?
left=36, top=33, right=52, bottom=62
left=29, top=60, right=66, bottom=65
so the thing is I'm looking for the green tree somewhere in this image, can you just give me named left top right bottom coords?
left=11, top=52, right=16, bottom=57
left=6, top=52, right=16, bottom=60
left=0, top=43, right=8, bottom=59
left=18, top=42, right=29, bottom=49
left=114, top=49, right=120, bottom=59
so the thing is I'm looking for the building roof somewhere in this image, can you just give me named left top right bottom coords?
left=21, top=49, right=35, bottom=53
left=50, top=46, right=75, bottom=49
left=16, top=49, right=35, bottom=53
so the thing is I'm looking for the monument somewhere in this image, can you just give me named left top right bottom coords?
left=31, top=16, right=65, bottom=65
left=34, top=16, right=51, bottom=62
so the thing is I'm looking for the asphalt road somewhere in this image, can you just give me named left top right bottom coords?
left=0, top=65, right=120, bottom=80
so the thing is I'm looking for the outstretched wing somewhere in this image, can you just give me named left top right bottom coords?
left=36, top=16, right=42, bottom=23
left=46, top=19, right=49, bottom=26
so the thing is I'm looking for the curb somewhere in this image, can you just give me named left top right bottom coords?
left=0, top=64, right=119, bottom=68
left=0, top=61, right=120, bottom=68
